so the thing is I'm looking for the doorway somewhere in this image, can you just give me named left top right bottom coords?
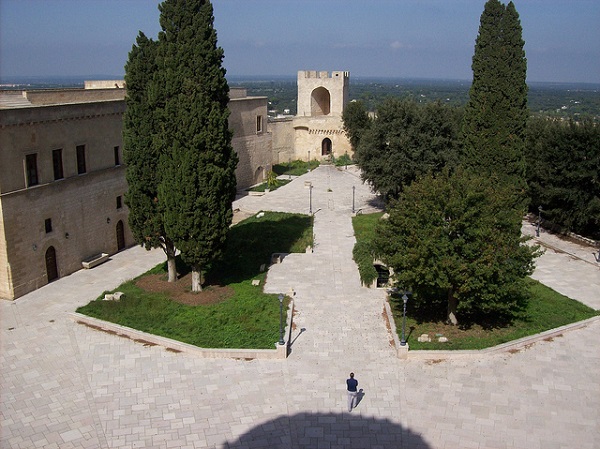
left=45, top=246, right=58, bottom=282
left=321, top=138, right=332, bottom=156
left=116, top=220, right=125, bottom=251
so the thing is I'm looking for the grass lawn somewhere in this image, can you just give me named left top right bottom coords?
left=77, top=211, right=313, bottom=349
left=273, top=159, right=320, bottom=176
left=353, top=212, right=599, bottom=350
left=246, top=178, right=291, bottom=192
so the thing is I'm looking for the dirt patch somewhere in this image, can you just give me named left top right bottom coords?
left=135, top=273, right=235, bottom=306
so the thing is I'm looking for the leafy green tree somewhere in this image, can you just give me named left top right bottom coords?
left=155, top=0, right=238, bottom=292
left=355, top=98, right=462, bottom=200
left=462, top=0, right=528, bottom=187
left=526, top=117, right=600, bottom=238
left=342, top=100, right=371, bottom=151
left=375, top=168, right=539, bottom=326
left=123, top=32, right=178, bottom=282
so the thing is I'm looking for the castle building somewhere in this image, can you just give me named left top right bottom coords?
left=0, top=83, right=271, bottom=300
left=0, top=70, right=348, bottom=300
left=271, top=70, right=352, bottom=164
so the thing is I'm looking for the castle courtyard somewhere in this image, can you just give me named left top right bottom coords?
left=1, top=165, right=599, bottom=449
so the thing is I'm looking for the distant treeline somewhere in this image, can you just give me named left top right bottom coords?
left=229, top=77, right=600, bottom=121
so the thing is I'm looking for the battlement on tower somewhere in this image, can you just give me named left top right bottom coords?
left=298, top=70, right=350, bottom=80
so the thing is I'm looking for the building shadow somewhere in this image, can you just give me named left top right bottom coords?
left=222, top=411, right=431, bottom=449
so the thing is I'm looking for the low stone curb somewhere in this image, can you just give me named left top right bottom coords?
left=383, top=299, right=600, bottom=360
left=69, top=302, right=294, bottom=360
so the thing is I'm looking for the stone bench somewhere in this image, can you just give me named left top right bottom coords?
left=81, top=253, right=109, bottom=269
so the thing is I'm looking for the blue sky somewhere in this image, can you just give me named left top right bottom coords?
left=1, top=0, right=599, bottom=84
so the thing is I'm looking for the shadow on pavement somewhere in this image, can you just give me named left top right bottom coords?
left=222, top=412, right=431, bottom=449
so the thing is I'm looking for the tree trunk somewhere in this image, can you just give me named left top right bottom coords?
left=447, top=288, right=458, bottom=326
left=165, top=239, right=177, bottom=283
left=191, top=265, right=203, bottom=292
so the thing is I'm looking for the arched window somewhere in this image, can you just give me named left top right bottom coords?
left=311, top=87, right=331, bottom=116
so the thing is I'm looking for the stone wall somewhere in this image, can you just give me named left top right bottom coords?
left=296, top=70, right=349, bottom=117
left=228, top=95, right=272, bottom=189
left=0, top=99, right=130, bottom=300
left=1, top=169, right=131, bottom=299
left=25, top=89, right=126, bottom=106
left=269, top=118, right=295, bottom=164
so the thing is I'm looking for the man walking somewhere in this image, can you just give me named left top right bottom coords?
left=346, top=372, right=358, bottom=412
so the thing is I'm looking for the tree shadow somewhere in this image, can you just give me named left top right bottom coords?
left=208, top=212, right=312, bottom=285
left=222, top=412, right=431, bottom=449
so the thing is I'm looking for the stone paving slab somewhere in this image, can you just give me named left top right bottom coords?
left=522, top=221, right=600, bottom=310
left=1, top=165, right=599, bottom=449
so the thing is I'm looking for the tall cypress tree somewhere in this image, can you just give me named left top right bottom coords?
left=156, top=0, right=238, bottom=292
left=123, top=32, right=178, bottom=282
left=462, top=0, right=528, bottom=186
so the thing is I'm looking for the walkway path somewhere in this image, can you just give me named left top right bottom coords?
left=1, top=165, right=599, bottom=449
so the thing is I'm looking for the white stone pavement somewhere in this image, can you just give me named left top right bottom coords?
left=1, top=165, right=599, bottom=449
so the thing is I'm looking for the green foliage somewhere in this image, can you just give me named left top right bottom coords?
left=334, top=153, right=353, bottom=167
left=394, top=278, right=598, bottom=350
left=123, top=34, right=164, bottom=250
left=272, top=159, right=320, bottom=176
left=355, top=98, right=462, bottom=200
left=376, top=168, right=540, bottom=325
left=352, top=213, right=384, bottom=286
left=77, top=212, right=313, bottom=349
left=266, top=170, right=279, bottom=189
left=153, top=0, right=238, bottom=286
left=462, top=0, right=528, bottom=187
left=342, top=100, right=371, bottom=150
left=526, top=118, right=600, bottom=238
left=247, top=179, right=291, bottom=192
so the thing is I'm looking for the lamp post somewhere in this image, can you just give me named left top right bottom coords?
left=278, top=294, right=285, bottom=346
left=352, top=186, right=355, bottom=213
left=400, top=293, right=409, bottom=346
left=309, top=184, right=313, bottom=214
left=536, top=205, right=543, bottom=237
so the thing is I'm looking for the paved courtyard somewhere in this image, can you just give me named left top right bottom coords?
left=1, top=165, right=599, bottom=448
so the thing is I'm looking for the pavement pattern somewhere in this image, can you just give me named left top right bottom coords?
left=1, top=165, right=599, bottom=449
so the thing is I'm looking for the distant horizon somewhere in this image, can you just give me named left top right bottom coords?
left=2, top=73, right=600, bottom=89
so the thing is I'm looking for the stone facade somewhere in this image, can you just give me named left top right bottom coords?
left=0, top=85, right=271, bottom=300
left=228, top=88, right=272, bottom=188
left=0, top=94, right=131, bottom=299
left=292, top=70, right=352, bottom=160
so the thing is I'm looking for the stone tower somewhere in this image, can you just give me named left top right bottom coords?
left=293, top=70, right=351, bottom=160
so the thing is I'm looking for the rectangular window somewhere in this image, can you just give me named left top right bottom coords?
left=76, top=145, right=86, bottom=174
left=45, top=218, right=52, bottom=233
left=114, top=146, right=120, bottom=166
left=256, top=115, right=263, bottom=133
left=52, top=149, right=64, bottom=180
left=116, top=195, right=122, bottom=209
left=26, top=153, right=39, bottom=187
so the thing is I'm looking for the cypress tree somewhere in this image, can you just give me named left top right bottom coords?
left=123, top=32, right=178, bottom=282
left=462, top=0, right=528, bottom=186
left=156, top=0, right=238, bottom=292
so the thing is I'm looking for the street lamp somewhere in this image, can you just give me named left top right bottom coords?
left=352, top=186, right=355, bottom=213
left=278, top=294, right=285, bottom=346
left=400, top=293, right=409, bottom=346
left=536, top=205, right=543, bottom=237
left=309, top=184, right=313, bottom=214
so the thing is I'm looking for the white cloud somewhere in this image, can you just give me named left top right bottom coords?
left=390, top=40, right=408, bottom=50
